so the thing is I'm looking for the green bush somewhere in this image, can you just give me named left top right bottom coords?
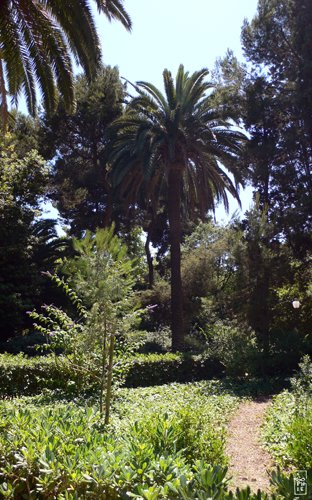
left=204, top=320, right=259, bottom=377
left=138, top=326, right=172, bottom=353
left=269, top=467, right=312, bottom=499
left=290, top=354, right=312, bottom=404
left=0, top=388, right=298, bottom=499
left=287, top=408, right=312, bottom=469
left=263, top=383, right=312, bottom=471
left=0, top=331, right=48, bottom=355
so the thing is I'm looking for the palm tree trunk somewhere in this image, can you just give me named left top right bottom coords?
left=168, top=164, right=184, bottom=351
left=0, top=59, right=8, bottom=131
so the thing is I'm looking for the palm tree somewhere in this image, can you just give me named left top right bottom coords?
left=0, top=0, right=131, bottom=128
left=109, top=65, right=245, bottom=350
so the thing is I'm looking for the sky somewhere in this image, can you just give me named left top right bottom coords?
left=94, top=0, right=258, bottom=88
left=42, top=0, right=259, bottom=226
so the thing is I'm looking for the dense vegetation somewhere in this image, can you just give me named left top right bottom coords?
left=0, top=0, right=312, bottom=497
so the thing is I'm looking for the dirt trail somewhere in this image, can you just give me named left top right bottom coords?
left=225, top=398, right=273, bottom=493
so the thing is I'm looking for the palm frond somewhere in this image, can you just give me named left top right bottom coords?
left=0, top=0, right=131, bottom=125
left=46, top=0, right=101, bottom=79
left=163, top=69, right=176, bottom=110
left=135, top=81, right=168, bottom=111
left=95, top=0, right=132, bottom=30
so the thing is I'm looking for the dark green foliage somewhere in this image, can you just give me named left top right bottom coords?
left=0, top=331, right=50, bottom=356
left=290, top=355, right=312, bottom=402
left=263, top=357, right=312, bottom=477
left=270, top=467, right=312, bottom=500
left=181, top=219, right=249, bottom=330
left=287, top=411, right=312, bottom=469
left=203, top=321, right=259, bottom=377
left=241, top=0, right=312, bottom=258
left=207, top=1, right=312, bottom=353
left=141, top=219, right=248, bottom=335
left=0, top=215, right=68, bottom=342
left=0, top=352, right=223, bottom=395
left=141, top=216, right=311, bottom=376
left=0, top=374, right=301, bottom=498
left=29, top=226, right=143, bottom=420
left=40, top=66, right=125, bottom=236
left=0, top=132, right=68, bottom=342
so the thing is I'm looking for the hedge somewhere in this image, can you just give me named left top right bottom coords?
left=124, top=352, right=223, bottom=387
left=0, top=352, right=223, bottom=396
left=0, top=354, right=81, bottom=397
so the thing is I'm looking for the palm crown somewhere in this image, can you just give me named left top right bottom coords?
left=110, top=65, right=244, bottom=215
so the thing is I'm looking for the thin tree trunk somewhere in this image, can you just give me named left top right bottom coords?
left=105, top=330, right=115, bottom=425
left=99, top=317, right=108, bottom=417
left=168, top=164, right=184, bottom=351
left=145, top=229, right=154, bottom=288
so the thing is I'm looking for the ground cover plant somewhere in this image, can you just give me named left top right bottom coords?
left=0, top=380, right=241, bottom=498
left=0, top=361, right=309, bottom=498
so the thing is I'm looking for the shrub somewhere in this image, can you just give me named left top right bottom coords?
left=138, top=326, right=172, bottom=353
left=203, top=320, right=259, bottom=377
left=262, top=391, right=297, bottom=467
left=263, top=385, right=312, bottom=471
left=130, top=409, right=226, bottom=467
left=140, top=279, right=171, bottom=331
left=0, top=331, right=48, bottom=356
left=29, top=226, right=143, bottom=422
left=270, top=467, right=312, bottom=499
left=0, top=389, right=297, bottom=498
left=287, top=408, right=312, bottom=469
left=262, top=329, right=307, bottom=376
left=290, top=354, right=312, bottom=405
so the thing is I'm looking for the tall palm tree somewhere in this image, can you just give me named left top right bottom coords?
left=0, top=0, right=131, bottom=128
left=109, top=65, right=245, bottom=350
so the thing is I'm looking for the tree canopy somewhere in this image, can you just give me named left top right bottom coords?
left=40, top=65, right=125, bottom=236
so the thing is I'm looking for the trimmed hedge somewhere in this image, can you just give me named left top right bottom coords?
left=124, top=352, right=223, bottom=387
left=0, top=354, right=80, bottom=397
left=0, top=352, right=223, bottom=396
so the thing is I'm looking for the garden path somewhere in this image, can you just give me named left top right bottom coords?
left=225, top=398, right=273, bottom=493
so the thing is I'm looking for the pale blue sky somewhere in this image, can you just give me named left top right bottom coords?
left=42, top=0, right=258, bottom=225
left=95, top=0, right=258, bottom=89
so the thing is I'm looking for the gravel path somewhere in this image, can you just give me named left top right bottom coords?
left=225, top=398, right=273, bottom=493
